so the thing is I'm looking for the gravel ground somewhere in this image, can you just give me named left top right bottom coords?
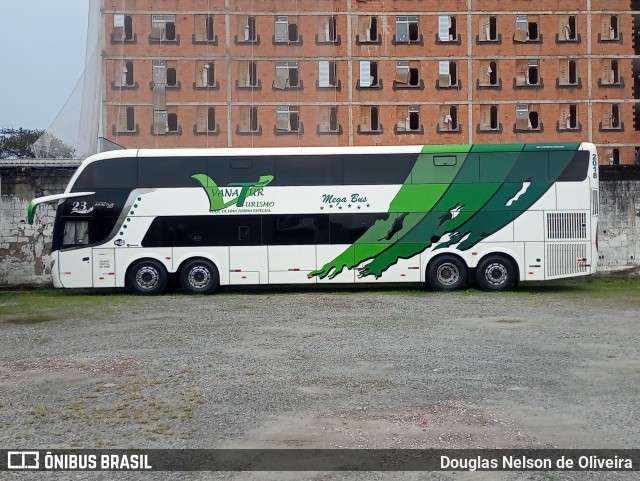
left=0, top=286, right=639, bottom=481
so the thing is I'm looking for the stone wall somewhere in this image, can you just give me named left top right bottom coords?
left=1, top=163, right=639, bottom=286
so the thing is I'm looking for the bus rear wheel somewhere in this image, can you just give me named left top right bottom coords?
left=180, top=259, right=219, bottom=295
left=128, top=259, right=168, bottom=295
left=427, top=255, right=467, bottom=291
left=475, top=255, right=516, bottom=292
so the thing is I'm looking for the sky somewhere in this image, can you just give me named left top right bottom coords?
left=0, top=1, right=89, bottom=131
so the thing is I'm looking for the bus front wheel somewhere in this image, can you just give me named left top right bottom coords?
left=427, top=255, right=467, bottom=290
left=180, top=259, right=219, bottom=295
left=475, top=255, right=516, bottom=292
left=128, top=259, right=168, bottom=295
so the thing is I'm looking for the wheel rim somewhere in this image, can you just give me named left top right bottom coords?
left=188, top=266, right=211, bottom=289
left=484, top=263, right=508, bottom=286
left=136, top=266, right=159, bottom=290
left=436, top=263, right=460, bottom=286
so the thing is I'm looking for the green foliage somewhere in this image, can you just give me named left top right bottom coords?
left=0, top=128, right=42, bottom=159
left=0, top=128, right=77, bottom=159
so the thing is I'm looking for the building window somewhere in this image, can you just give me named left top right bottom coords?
left=358, top=61, right=381, bottom=88
left=478, top=15, right=499, bottom=43
left=558, top=16, right=579, bottom=42
left=274, top=16, right=301, bottom=44
left=396, top=105, right=423, bottom=134
left=150, top=15, right=177, bottom=43
left=274, top=61, right=301, bottom=90
left=195, top=61, right=218, bottom=89
left=438, top=105, right=460, bottom=132
left=356, top=16, right=380, bottom=44
left=275, top=106, right=302, bottom=134
left=515, top=104, right=542, bottom=131
left=605, top=148, right=621, bottom=165
left=112, top=14, right=135, bottom=43
left=437, top=15, right=460, bottom=43
left=318, top=61, right=339, bottom=89
left=599, top=15, right=620, bottom=42
left=152, top=60, right=179, bottom=89
left=194, top=15, right=217, bottom=44
left=514, top=15, right=540, bottom=43
left=558, top=59, right=581, bottom=88
left=558, top=104, right=579, bottom=131
left=114, top=106, right=138, bottom=134
left=393, top=61, right=422, bottom=89
left=317, top=16, right=339, bottom=44
left=195, top=106, right=219, bottom=134
left=478, top=60, right=499, bottom=88
left=437, top=61, right=459, bottom=89
left=600, top=103, right=623, bottom=131
left=599, top=59, right=623, bottom=87
left=478, top=105, right=500, bottom=132
left=113, top=60, right=136, bottom=89
left=515, top=59, right=542, bottom=88
left=395, top=16, right=422, bottom=44
left=237, top=61, right=260, bottom=89
left=236, top=16, right=258, bottom=44
left=237, top=106, right=260, bottom=134
left=358, top=106, right=382, bottom=134
left=318, top=106, right=341, bottom=134
left=167, top=111, right=179, bottom=133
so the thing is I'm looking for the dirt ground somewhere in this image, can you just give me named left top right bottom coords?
left=0, top=284, right=638, bottom=480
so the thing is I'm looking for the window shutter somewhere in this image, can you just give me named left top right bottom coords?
left=439, top=61, right=450, bottom=87
left=239, top=106, right=250, bottom=131
left=275, top=17, right=289, bottom=42
left=360, top=61, right=371, bottom=87
left=559, top=60, right=569, bottom=84
left=516, top=104, right=530, bottom=130
left=113, top=14, right=125, bottom=40
left=600, top=16, right=610, bottom=39
left=154, top=111, right=168, bottom=135
left=480, top=62, right=491, bottom=85
left=396, top=61, right=409, bottom=84
left=515, top=15, right=528, bottom=42
left=319, top=61, right=330, bottom=87
left=360, top=106, right=371, bottom=131
left=195, top=15, right=207, bottom=41
left=318, top=16, right=330, bottom=42
left=396, top=106, right=408, bottom=129
left=359, top=16, right=370, bottom=40
left=319, top=106, right=330, bottom=132
left=196, top=106, right=207, bottom=132
left=601, top=59, right=611, bottom=83
left=238, top=61, right=249, bottom=87
left=438, top=16, right=450, bottom=41
left=559, top=105, right=569, bottom=129
left=479, top=105, right=491, bottom=130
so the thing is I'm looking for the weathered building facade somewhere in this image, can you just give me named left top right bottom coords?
left=102, top=0, right=640, bottom=163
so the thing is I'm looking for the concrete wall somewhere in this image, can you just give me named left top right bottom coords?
left=1, top=163, right=639, bottom=286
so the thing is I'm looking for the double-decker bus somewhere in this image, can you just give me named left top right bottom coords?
left=28, top=143, right=599, bottom=294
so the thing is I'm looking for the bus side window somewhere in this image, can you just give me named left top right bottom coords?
left=63, top=220, right=89, bottom=246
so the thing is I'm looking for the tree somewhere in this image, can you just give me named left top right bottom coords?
left=0, top=128, right=42, bottom=159
left=0, top=128, right=77, bottom=159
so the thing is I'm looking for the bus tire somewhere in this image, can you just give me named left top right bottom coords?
left=180, top=258, right=219, bottom=295
left=128, top=259, right=168, bottom=295
left=427, top=255, right=467, bottom=291
left=475, top=255, right=516, bottom=292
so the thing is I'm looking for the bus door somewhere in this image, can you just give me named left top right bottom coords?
left=57, top=218, right=94, bottom=288
left=92, top=249, right=116, bottom=288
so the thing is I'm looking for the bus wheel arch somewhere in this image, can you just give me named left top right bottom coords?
left=178, top=257, right=220, bottom=295
left=127, top=258, right=169, bottom=295
left=475, top=253, right=518, bottom=292
left=426, top=254, right=468, bottom=291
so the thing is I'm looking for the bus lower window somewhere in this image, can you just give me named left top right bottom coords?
left=63, top=220, right=89, bottom=245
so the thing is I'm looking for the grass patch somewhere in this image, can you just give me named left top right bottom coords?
left=0, top=289, right=127, bottom=324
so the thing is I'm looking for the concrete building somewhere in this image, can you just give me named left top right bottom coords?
left=102, top=0, right=640, bottom=164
